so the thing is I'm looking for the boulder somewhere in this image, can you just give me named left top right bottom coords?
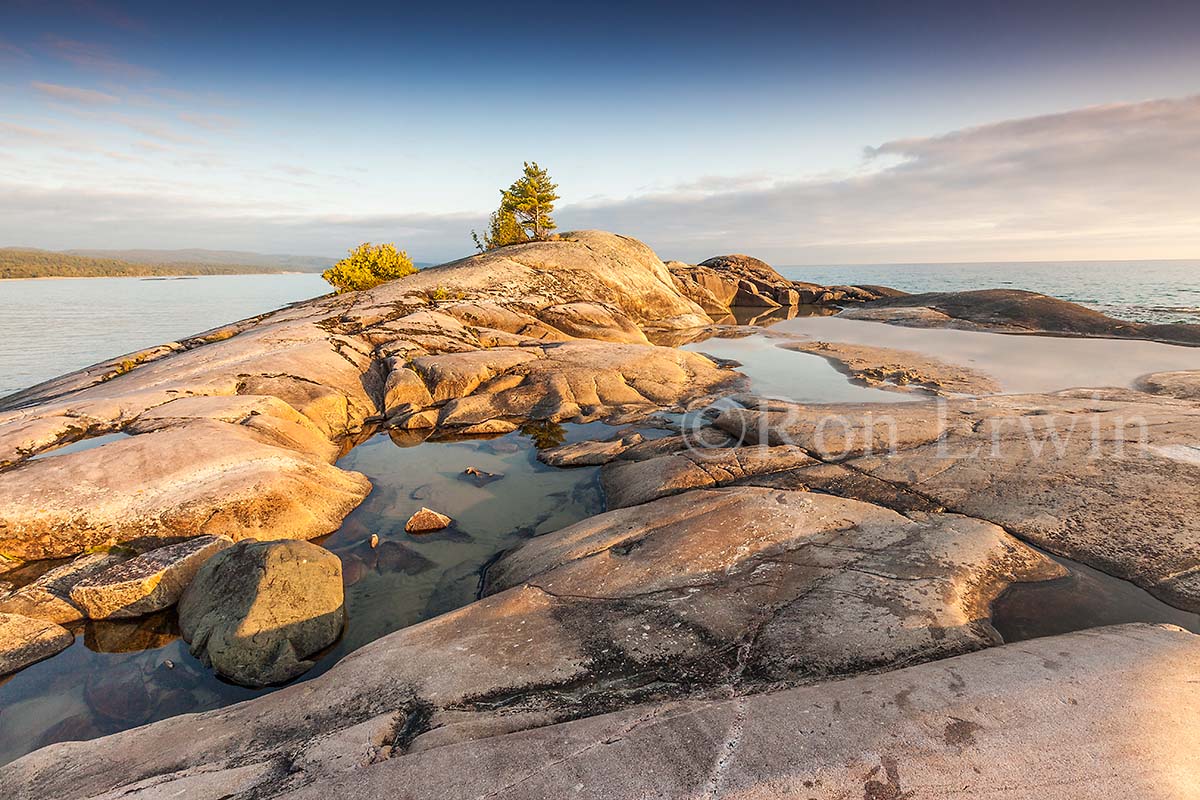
left=404, top=508, right=452, bottom=534
left=0, top=613, right=73, bottom=676
left=0, top=552, right=128, bottom=623
left=68, top=535, right=233, bottom=619
left=178, top=540, right=344, bottom=687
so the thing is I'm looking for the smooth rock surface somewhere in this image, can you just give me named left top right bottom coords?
left=0, top=488, right=1060, bottom=798
left=68, top=535, right=233, bottom=619
left=0, top=612, right=73, bottom=676
left=0, top=423, right=371, bottom=560
left=178, top=540, right=344, bottom=687
left=718, top=389, right=1200, bottom=610
left=600, top=445, right=816, bottom=508
left=274, top=624, right=1200, bottom=800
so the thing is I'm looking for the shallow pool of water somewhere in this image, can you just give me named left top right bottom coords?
left=27, top=432, right=132, bottom=461
left=0, top=421, right=624, bottom=766
left=991, top=551, right=1200, bottom=643
left=770, top=315, right=1200, bottom=394
left=683, top=333, right=913, bottom=404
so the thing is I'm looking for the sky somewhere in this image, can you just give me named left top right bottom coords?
left=1, top=0, right=1199, bottom=264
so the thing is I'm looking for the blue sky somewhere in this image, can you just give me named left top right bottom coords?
left=2, top=1, right=1199, bottom=263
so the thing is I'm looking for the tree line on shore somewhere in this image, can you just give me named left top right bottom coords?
left=0, top=249, right=308, bottom=280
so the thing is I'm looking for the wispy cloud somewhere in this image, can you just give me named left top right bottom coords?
left=1, top=95, right=1198, bottom=262
left=70, top=0, right=150, bottom=33
left=43, top=35, right=155, bottom=79
left=178, top=111, right=238, bottom=131
left=559, top=95, right=1200, bottom=262
left=0, top=38, right=31, bottom=60
left=31, top=81, right=120, bottom=106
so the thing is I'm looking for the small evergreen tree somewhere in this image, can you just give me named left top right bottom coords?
left=505, top=161, right=559, bottom=240
left=322, top=242, right=416, bottom=293
left=472, top=162, right=560, bottom=250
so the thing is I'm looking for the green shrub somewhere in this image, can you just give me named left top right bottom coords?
left=322, top=242, right=416, bottom=293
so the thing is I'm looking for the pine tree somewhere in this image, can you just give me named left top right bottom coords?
left=472, top=162, right=561, bottom=251
left=504, top=161, right=559, bottom=240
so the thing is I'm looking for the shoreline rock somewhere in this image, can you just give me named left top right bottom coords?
left=0, top=613, right=73, bottom=677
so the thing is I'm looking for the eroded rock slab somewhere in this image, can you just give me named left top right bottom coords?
left=0, top=613, right=73, bottom=677
left=844, top=288, right=1200, bottom=345
left=717, top=389, right=1200, bottom=610
left=0, top=423, right=371, bottom=560
left=274, top=624, right=1200, bottom=800
left=68, top=535, right=233, bottom=619
left=778, top=339, right=1001, bottom=395
left=0, top=552, right=128, bottom=623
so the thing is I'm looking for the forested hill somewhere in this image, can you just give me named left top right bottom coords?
left=1, top=248, right=333, bottom=279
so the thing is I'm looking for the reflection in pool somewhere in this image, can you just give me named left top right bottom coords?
left=991, top=550, right=1200, bottom=642
left=683, top=334, right=913, bottom=404
left=771, top=315, right=1200, bottom=394
left=0, top=421, right=626, bottom=767
left=27, top=432, right=132, bottom=460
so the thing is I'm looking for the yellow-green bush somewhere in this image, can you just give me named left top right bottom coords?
left=322, top=242, right=416, bottom=292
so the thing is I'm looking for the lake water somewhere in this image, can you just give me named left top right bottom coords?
left=2, top=263, right=1199, bottom=399
left=780, top=259, right=1200, bottom=325
left=0, top=274, right=330, bottom=399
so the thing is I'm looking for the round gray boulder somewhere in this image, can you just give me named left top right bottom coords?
left=178, top=540, right=344, bottom=687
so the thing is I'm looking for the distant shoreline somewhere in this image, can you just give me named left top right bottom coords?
left=0, top=270, right=319, bottom=281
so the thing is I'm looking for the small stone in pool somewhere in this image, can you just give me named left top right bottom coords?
left=460, top=467, right=503, bottom=487
left=405, top=507, right=453, bottom=534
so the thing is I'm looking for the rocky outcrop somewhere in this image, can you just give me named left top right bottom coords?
left=68, top=535, right=233, bottom=619
left=668, top=254, right=890, bottom=318
left=0, top=613, right=73, bottom=676
left=178, top=540, right=345, bottom=687
left=716, top=389, right=1200, bottom=610
left=844, top=288, right=1200, bottom=345
left=0, top=487, right=1063, bottom=799
left=0, top=231, right=737, bottom=562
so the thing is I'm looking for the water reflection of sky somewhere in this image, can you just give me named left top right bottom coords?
left=769, top=316, right=1200, bottom=394
left=683, top=334, right=914, bottom=404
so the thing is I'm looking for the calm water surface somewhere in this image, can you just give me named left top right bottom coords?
left=780, top=260, right=1200, bottom=325
left=0, top=274, right=329, bottom=398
